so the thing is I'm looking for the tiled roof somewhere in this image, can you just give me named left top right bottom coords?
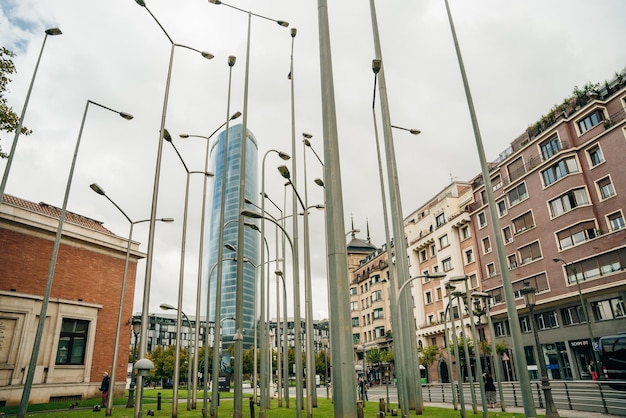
left=2, top=194, right=114, bottom=235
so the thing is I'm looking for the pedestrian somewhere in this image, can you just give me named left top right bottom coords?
left=99, top=372, right=110, bottom=406
left=483, top=371, right=496, bottom=408
left=588, top=360, right=598, bottom=381
left=364, top=380, right=369, bottom=401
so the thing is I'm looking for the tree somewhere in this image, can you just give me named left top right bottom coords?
left=1, top=47, right=32, bottom=159
left=419, top=344, right=440, bottom=383
left=366, top=347, right=382, bottom=365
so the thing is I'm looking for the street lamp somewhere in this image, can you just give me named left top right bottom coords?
left=444, top=283, right=465, bottom=418
left=520, top=283, right=560, bottom=418
left=89, top=182, right=174, bottom=415
left=133, top=2, right=213, bottom=416
left=163, top=131, right=214, bottom=415
left=471, top=291, right=506, bottom=411
left=0, top=27, right=62, bottom=206
left=207, top=3, right=288, bottom=416
left=449, top=276, right=487, bottom=416
left=552, top=258, right=603, bottom=378
left=160, top=303, right=194, bottom=414
left=17, top=100, right=132, bottom=418
left=368, top=0, right=423, bottom=411
left=370, top=56, right=422, bottom=417
left=178, top=110, right=241, bottom=410
left=128, top=318, right=142, bottom=408
left=442, top=0, right=536, bottom=415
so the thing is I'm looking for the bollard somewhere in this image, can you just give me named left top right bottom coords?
left=379, top=398, right=385, bottom=412
left=377, top=412, right=386, bottom=418
left=391, top=407, right=398, bottom=416
left=249, top=397, right=255, bottom=418
left=157, top=392, right=162, bottom=411
left=357, top=400, right=364, bottom=418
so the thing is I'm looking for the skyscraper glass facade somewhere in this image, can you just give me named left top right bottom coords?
left=206, top=124, right=258, bottom=349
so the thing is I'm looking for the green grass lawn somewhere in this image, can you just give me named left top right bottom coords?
left=0, top=389, right=533, bottom=417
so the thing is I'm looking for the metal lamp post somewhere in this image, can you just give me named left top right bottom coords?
left=445, top=284, right=466, bottom=418
left=442, top=0, right=536, bottom=415
left=520, top=283, right=560, bottom=418
left=17, top=100, right=132, bottom=418
left=133, top=3, right=213, bottom=416
left=450, top=289, right=478, bottom=414
left=89, top=182, right=174, bottom=416
left=128, top=318, right=142, bottom=408
left=207, top=3, right=288, bottom=416
left=552, top=258, right=603, bottom=377
left=159, top=304, right=194, bottom=414
left=471, top=291, right=506, bottom=411
left=179, top=110, right=241, bottom=410
left=0, top=27, right=62, bottom=205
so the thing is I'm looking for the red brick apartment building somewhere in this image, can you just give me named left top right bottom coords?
left=406, top=77, right=626, bottom=383
left=0, top=195, right=143, bottom=406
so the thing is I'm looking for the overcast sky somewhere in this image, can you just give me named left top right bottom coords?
left=2, top=0, right=625, bottom=321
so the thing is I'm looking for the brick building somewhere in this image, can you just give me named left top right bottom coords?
left=0, top=195, right=143, bottom=406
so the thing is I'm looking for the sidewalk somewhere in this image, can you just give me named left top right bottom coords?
left=424, top=401, right=623, bottom=417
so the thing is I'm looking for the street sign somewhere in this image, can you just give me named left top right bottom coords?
left=593, top=342, right=600, bottom=352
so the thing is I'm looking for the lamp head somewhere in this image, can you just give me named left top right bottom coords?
left=135, top=0, right=146, bottom=7
left=277, top=165, right=291, bottom=180
left=208, top=0, right=222, bottom=4
left=278, top=151, right=291, bottom=161
left=275, top=270, right=284, bottom=277
left=159, top=218, right=175, bottom=223
left=89, top=183, right=106, bottom=196
left=303, top=139, right=311, bottom=147
left=244, top=222, right=260, bottom=232
left=224, top=243, right=237, bottom=252
left=409, top=128, right=421, bottom=135
left=521, top=281, right=536, bottom=307
left=471, top=291, right=489, bottom=299
left=314, top=178, right=325, bottom=187
left=45, top=27, right=62, bottom=36
left=179, top=134, right=190, bottom=138
left=290, top=27, right=297, bottom=36
left=448, top=275, right=468, bottom=283
left=228, top=56, right=236, bottom=67
left=120, top=112, right=134, bottom=120
left=425, top=272, right=447, bottom=279
left=163, top=129, right=172, bottom=142
left=159, top=303, right=176, bottom=311
left=372, top=59, right=382, bottom=74
left=302, top=132, right=312, bottom=139
left=201, top=51, right=215, bottom=60
left=241, top=209, right=263, bottom=219
left=230, top=110, right=242, bottom=120
left=314, top=204, right=325, bottom=210
left=277, top=21, right=289, bottom=28
left=552, top=257, right=564, bottom=264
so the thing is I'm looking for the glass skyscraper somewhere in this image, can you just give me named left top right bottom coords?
left=206, top=124, right=258, bottom=349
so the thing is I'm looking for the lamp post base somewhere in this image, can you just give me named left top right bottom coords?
left=541, top=378, right=560, bottom=418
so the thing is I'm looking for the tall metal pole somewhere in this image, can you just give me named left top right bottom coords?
left=442, top=303, right=458, bottom=411
left=0, top=27, right=62, bottom=205
left=447, top=285, right=466, bottom=418
left=210, top=55, right=236, bottom=418
left=371, top=60, right=409, bottom=417
left=317, top=2, right=358, bottom=416
left=442, top=0, right=536, bottom=415
left=18, top=100, right=132, bottom=418
left=452, top=290, right=477, bottom=414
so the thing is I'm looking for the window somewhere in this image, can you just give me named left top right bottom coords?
left=512, top=211, right=535, bottom=234
left=497, top=200, right=507, bottom=217
left=482, top=236, right=491, bottom=253
left=535, top=311, right=559, bottom=330
left=477, top=212, right=487, bottom=228
left=549, top=188, right=589, bottom=217
left=465, top=249, right=474, bottom=264
left=371, top=290, right=382, bottom=302
left=597, top=177, right=615, bottom=200
left=469, top=273, right=478, bottom=288
left=430, top=245, right=436, bottom=256
left=592, top=297, right=625, bottom=321
left=425, top=291, right=433, bottom=304
left=539, top=135, right=562, bottom=161
left=460, top=225, right=470, bottom=240
left=494, top=320, right=510, bottom=337
left=350, top=287, right=357, bottom=296
left=492, top=174, right=502, bottom=191
left=353, top=333, right=360, bottom=344
left=439, top=234, right=449, bottom=249
left=520, top=316, right=532, bottom=333
left=577, top=109, right=605, bottom=134
left=588, top=145, right=604, bottom=167
left=374, top=326, right=386, bottom=338
left=486, top=263, right=496, bottom=278
left=436, top=213, right=446, bottom=227
left=541, top=157, right=579, bottom=186
left=519, top=241, right=542, bottom=265
left=420, top=249, right=427, bottom=262
left=350, top=301, right=358, bottom=311
left=561, top=305, right=587, bottom=326
left=608, top=212, right=625, bottom=231
left=351, top=317, right=360, bottom=327
left=56, top=318, right=89, bottom=365
left=436, top=287, right=442, bottom=300
left=373, top=308, right=384, bottom=320
left=442, top=257, right=453, bottom=271
left=508, top=254, right=518, bottom=269
left=563, top=249, right=625, bottom=284
left=557, top=221, right=597, bottom=249
left=507, top=182, right=528, bottom=206
left=507, top=157, right=526, bottom=182
left=502, top=226, right=513, bottom=243
left=371, top=274, right=381, bottom=285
